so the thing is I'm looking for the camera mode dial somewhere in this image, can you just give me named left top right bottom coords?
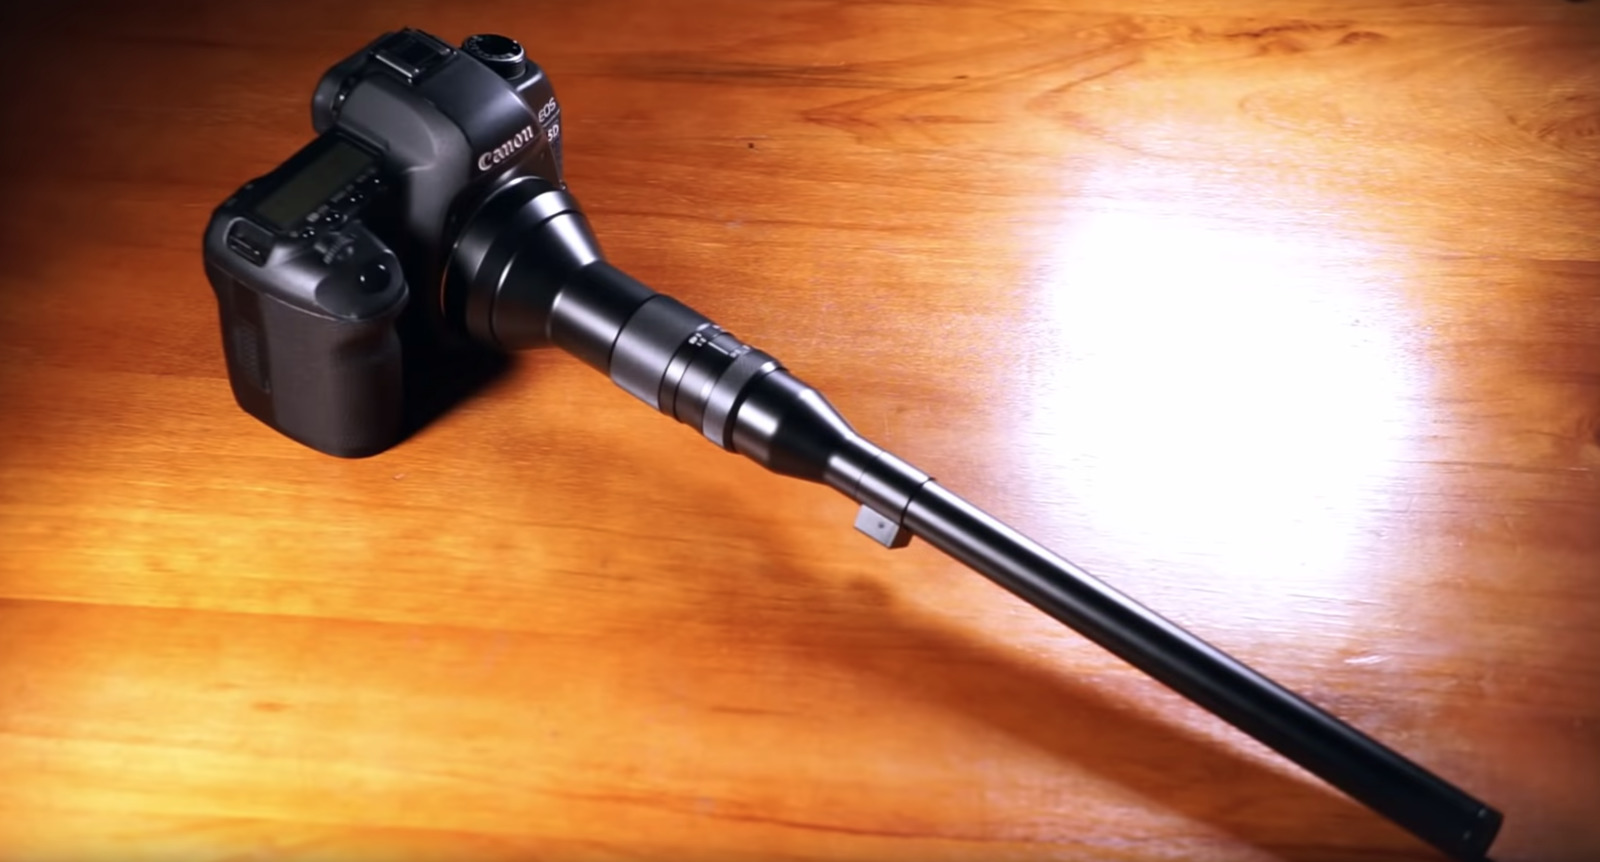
left=462, top=34, right=526, bottom=79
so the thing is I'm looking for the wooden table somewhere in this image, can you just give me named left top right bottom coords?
left=2, top=1, right=1597, bottom=859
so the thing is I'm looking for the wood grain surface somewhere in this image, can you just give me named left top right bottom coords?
left=2, top=1, right=1598, bottom=860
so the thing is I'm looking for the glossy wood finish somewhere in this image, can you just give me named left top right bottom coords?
left=1, top=1, right=1597, bottom=859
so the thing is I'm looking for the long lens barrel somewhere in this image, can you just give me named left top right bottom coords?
left=901, top=480, right=1501, bottom=860
left=443, top=179, right=1503, bottom=861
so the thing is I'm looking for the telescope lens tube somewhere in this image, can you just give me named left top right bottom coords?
left=609, top=301, right=791, bottom=450
left=452, top=180, right=878, bottom=477
left=452, top=179, right=1503, bottom=860
left=606, top=296, right=716, bottom=408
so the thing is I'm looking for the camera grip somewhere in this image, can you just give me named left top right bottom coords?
left=213, top=265, right=406, bottom=459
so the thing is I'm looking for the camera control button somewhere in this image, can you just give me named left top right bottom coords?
left=315, top=228, right=350, bottom=254
left=357, top=260, right=392, bottom=294
left=225, top=220, right=272, bottom=266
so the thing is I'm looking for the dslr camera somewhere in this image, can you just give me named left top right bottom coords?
left=204, top=29, right=570, bottom=456
left=199, top=29, right=1504, bottom=858
left=203, top=26, right=896, bottom=493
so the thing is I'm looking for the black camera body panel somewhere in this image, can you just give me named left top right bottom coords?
left=203, top=28, right=563, bottom=457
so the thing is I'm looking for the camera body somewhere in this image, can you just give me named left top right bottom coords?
left=202, top=29, right=563, bottom=456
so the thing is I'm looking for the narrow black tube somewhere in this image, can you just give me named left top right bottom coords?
left=452, top=180, right=1504, bottom=859
left=900, top=480, right=1501, bottom=861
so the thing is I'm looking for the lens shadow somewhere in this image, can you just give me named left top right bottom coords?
left=653, top=462, right=1432, bottom=860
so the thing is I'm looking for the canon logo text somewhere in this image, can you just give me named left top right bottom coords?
left=477, top=125, right=536, bottom=171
